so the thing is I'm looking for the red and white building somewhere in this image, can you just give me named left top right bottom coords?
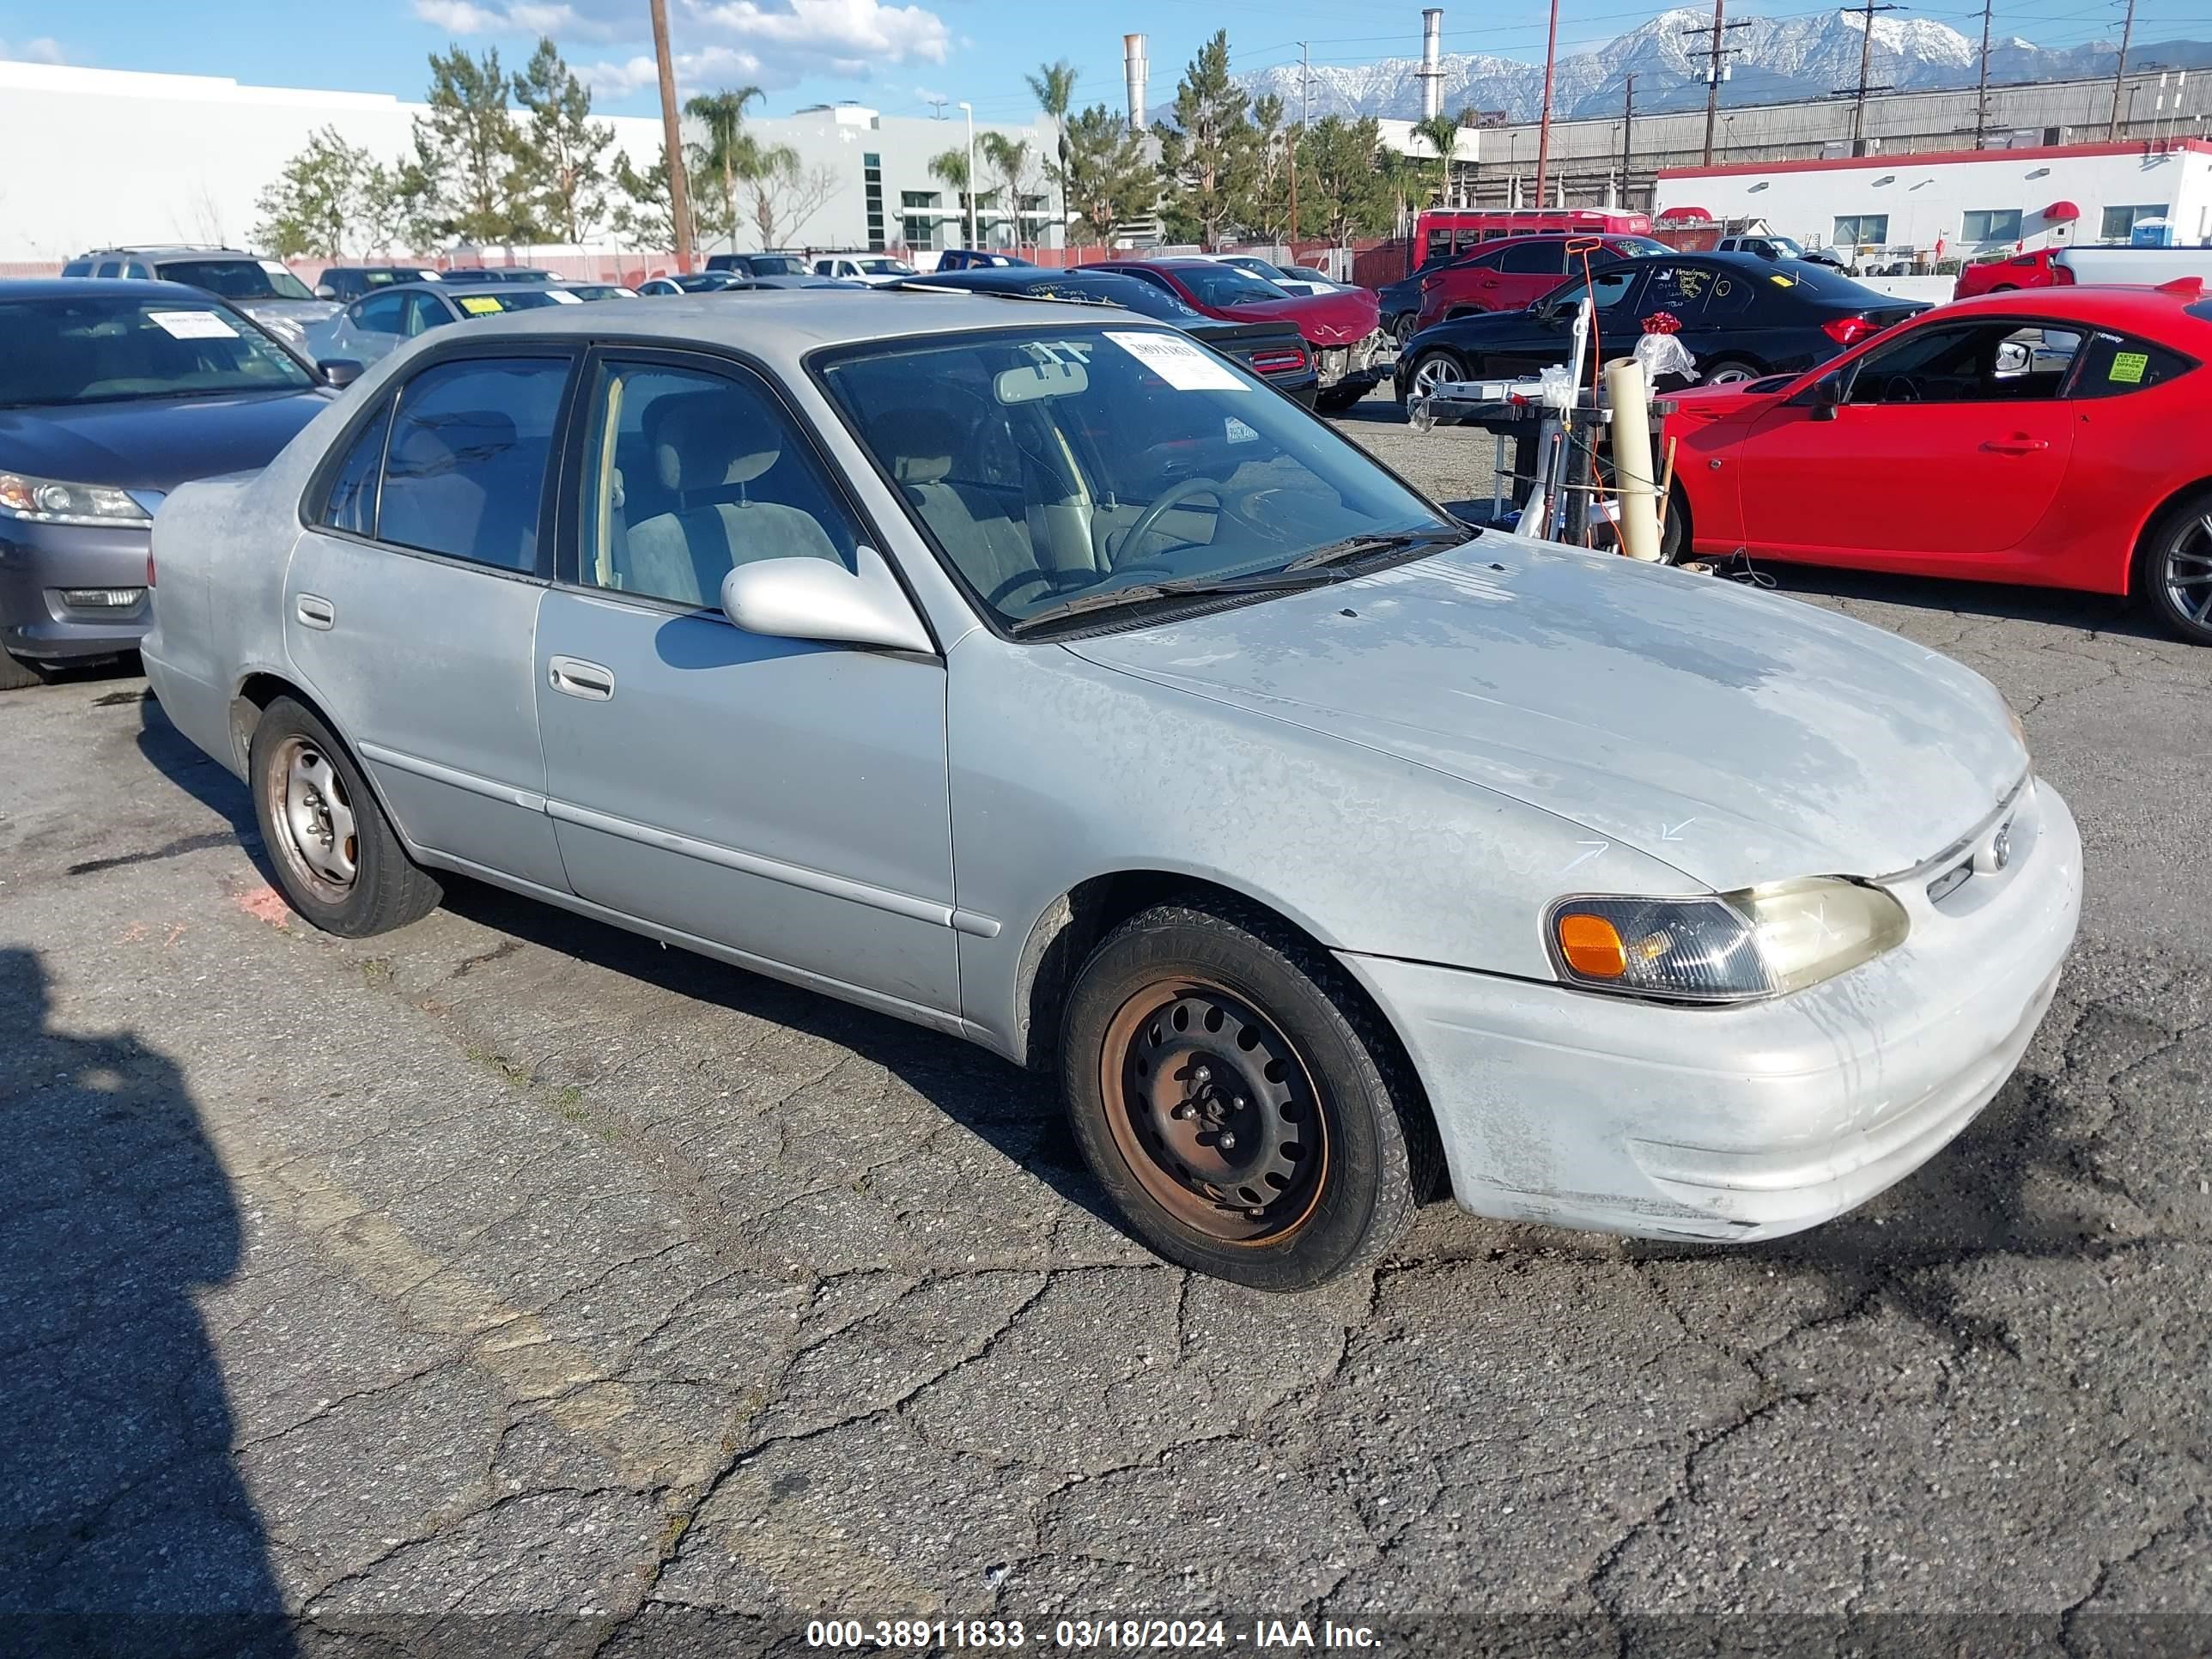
left=1654, top=139, right=2212, bottom=264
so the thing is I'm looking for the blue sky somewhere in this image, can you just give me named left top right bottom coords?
left=0, top=0, right=2188, bottom=128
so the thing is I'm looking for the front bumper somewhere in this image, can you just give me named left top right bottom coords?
left=1313, top=330, right=1394, bottom=392
left=0, top=519, right=154, bottom=664
left=1341, top=778, right=2083, bottom=1242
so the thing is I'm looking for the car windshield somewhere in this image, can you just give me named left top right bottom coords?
left=1176, top=266, right=1292, bottom=307
left=750, top=255, right=807, bottom=276
left=1610, top=238, right=1669, bottom=257
left=1285, top=266, right=1334, bottom=283
left=0, top=294, right=316, bottom=407
left=858, top=258, right=915, bottom=276
left=998, top=276, right=1206, bottom=325
left=449, top=289, right=567, bottom=316
left=818, top=325, right=1455, bottom=632
left=155, top=258, right=317, bottom=301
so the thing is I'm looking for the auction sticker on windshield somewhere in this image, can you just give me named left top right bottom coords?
left=148, top=310, right=239, bottom=339
left=1105, top=331, right=1247, bottom=392
left=456, top=295, right=504, bottom=316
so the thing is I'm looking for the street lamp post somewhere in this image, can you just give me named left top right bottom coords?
left=958, top=101, right=978, bottom=249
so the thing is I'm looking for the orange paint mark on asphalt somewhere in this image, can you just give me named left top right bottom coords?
left=236, top=885, right=293, bottom=929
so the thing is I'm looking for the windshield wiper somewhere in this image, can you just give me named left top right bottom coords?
left=1277, top=526, right=1466, bottom=574
left=1007, top=566, right=1350, bottom=635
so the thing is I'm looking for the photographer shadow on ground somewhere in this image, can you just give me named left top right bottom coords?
left=0, top=946, right=291, bottom=1656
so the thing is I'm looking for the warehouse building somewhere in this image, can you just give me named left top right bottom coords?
left=0, top=58, right=1057, bottom=269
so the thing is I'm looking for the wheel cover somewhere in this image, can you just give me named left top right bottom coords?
left=1411, top=356, right=1457, bottom=397
left=270, top=736, right=359, bottom=896
left=2163, top=512, right=2212, bottom=629
left=1704, top=364, right=1754, bottom=385
left=1099, top=978, right=1330, bottom=1245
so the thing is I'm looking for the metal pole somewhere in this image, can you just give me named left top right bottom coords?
left=1534, top=0, right=1560, bottom=210
left=2107, top=0, right=2136, bottom=138
left=1290, top=42, right=1308, bottom=243
left=959, top=101, right=977, bottom=247
left=1620, top=74, right=1636, bottom=208
left=1973, top=0, right=1994, bottom=149
left=648, top=0, right=694, bottom=273
left=1703, top=0, right=1723, bottom=166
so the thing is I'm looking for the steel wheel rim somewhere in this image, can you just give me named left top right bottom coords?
left=270, top=736, right=359, bottom=897
left=1098, top=978, right=1330, bottom=1246
left=1704, top=364, right=1753, bottom=385
left=2163, top=512, right=2212, bottom=629
left=1411, top=356, right=1457, bottom=397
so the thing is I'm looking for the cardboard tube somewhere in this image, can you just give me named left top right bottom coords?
left=1605, top=359, right=1661, bottom=562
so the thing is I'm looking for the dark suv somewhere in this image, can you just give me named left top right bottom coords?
left=313, top=264, right=443, bottom=302
left=704, top=252, right=812, bottom=278
left=61, top=246, right=339, bottom=349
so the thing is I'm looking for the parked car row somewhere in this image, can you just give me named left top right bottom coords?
left=119, top=287, right=2080, bottom=1291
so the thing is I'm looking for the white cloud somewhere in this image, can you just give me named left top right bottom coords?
left=0, top=35, right=70, bottom=64
left=411, top=0, right=504, bottom=30
left=411, top=0, right=620, bottom=38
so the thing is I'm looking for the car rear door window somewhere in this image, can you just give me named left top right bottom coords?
left=375, top=356, right=570, bottom=573
left=2069, top=333, right=2194, bottom=398
left=575, top=361, right=860, bottom=609
left=352, top=292, right=408, bottom=336
left=402, top=292, right=451, bottom=336
left=1497, top=241, right=1567, bottom=276
left=319, top=399, right=394, bottom=537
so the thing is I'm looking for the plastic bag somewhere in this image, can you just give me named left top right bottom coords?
left=1632, top=331, right=1697, bottom=382
left=1535, top=363, right=1577, bottom=410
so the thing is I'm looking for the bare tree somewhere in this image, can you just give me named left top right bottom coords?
left=747, top=155, right=842, bottom=250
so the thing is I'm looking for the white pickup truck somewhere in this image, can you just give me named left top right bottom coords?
left=2054, top=245, right=2212, bottom=284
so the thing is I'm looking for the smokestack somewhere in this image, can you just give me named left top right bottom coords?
left=1124, top=33, right=1148, bottom=134
left=1420, top=10, right=1444, bottom=121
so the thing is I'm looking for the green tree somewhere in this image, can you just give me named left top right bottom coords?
left=513, top=37, right=615, bottom=245
left=684, top=85, right=765, bottom=253
left=1247, top=94, right=1292, bottom=244
left=1296, top=116, right=1395, bottom=247
left=610, top=152, right=703, bottom=253
left=411, top=45, right=540, bottom=246
left=979, top=132, right=1034, bottom=249
left=1060, top=105, right=1152, bottom=246
left=1024, top=58, right=1079, bottom=246
left=929, top=148, right=973, bottom=246
left=1413, top=112, right=1462, bottom=208
left=252, top=126, right=388, bottom=259
left=1154, top=30, right=1256, bottom=250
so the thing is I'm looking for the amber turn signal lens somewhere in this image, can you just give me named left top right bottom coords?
left=1556, top=913, right=1629, bottom=979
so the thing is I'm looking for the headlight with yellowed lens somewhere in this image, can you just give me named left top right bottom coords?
left=0, top=472, right=153, bottom=527
left=1548, top=878, right=1909, bottom=1003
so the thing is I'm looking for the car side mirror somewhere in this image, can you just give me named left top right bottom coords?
left=1807, top=374, right=1843, bottom=420
left=317, top=359, right=365, bottom=389
left=314, top=283, right=337, bottom=301
left=720, top=544, right=933, bottom=654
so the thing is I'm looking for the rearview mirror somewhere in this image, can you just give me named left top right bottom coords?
left=317, top=358, right=365, bottom=389
left=1807, top=374, right=1843, bottom=420
left=720, top=544, right=932, bottom=654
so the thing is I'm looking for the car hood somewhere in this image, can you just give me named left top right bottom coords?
left=0, top=388, right=331, bottom=495
left=1060, top=535, right=2026, bottom=890
left=1223, top=288, right=1380, bottom=345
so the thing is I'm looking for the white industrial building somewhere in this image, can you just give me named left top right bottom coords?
left=1652, top=138, right=2212, bottom=264
left=0, top=58, right=1060, bottom=270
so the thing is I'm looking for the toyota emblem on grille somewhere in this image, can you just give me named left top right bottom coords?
left=1990, top=822, right=2012, bottom=871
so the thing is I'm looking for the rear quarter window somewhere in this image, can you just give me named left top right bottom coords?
left=2071, top=333, right=2196, bottom=398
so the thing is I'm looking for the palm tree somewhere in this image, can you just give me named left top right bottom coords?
left=979, top=133, right=1032, bottom=252
left=1024, top=59, right=1078, bottom=249
left=1413, top=112, right=1462, bottom=208
left=685, top=85, right=764, bottom=252
left=929, top=149, right=972, bottom=246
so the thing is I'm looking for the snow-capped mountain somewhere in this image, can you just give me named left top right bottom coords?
left=1223, top=9, right=2199, bottom=124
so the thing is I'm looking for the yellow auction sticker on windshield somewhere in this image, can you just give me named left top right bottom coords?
left=2110, top=349, right=2148, bottom=383
left=456, top=295, right=504, bottom=316
left=1104, top=330, right=1248, bottom=392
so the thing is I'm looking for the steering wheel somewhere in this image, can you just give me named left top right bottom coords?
left=1881, top=376, right=1920, bottom=404
left=1115, top=479, right=1223, bottom=568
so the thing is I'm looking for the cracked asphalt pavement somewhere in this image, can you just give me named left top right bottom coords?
left=3, top=397, right=2210, bottom=1654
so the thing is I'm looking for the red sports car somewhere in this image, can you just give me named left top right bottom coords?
left=1659, top=281, right=2212, bottom=643
left=1093, top=258, right=1388, bottom=410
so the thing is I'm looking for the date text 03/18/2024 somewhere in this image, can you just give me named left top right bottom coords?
left=803, top=1618, right=1381, bottom=1649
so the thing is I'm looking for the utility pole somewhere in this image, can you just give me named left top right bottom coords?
left=1620, top=74, right=1637, bottom=209
left=1973, top=0, right=1994, bottom=147
left=1534, top=0, right=1560, bottom=210
left=959, top=100, right=977, bottom=248
left=1682, top=0, right=1749, bottom=167
left=2107, top=0, right=2137, bottom=137
left=927, top=96, right=948, bottom=120
left=1290, top=41, right=1308, bottom=243
left=1831, top=0, right=1900, bottom=155
left=648, top=0, right=694, bottom=273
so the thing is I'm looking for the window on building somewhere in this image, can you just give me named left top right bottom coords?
left=1832, top=214, right=1889, bottom=249
left=902, top=216, right=939, bottom=250
left=1019, top=194, right=1048, bottom=214
left=863, top=150, right=885, bottom=253
left=901, top=190, right=940, bottom=210
left=1961, top=208, right=2022, bottom=243
left=2100, top=204, right=2164, bottom=242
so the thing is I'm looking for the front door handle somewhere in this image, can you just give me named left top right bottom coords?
left=547, top=655, right=615, bottom=701
left=295, top=594, right=336, bottom=629
left=1982, top=435, right=2050, bottom=454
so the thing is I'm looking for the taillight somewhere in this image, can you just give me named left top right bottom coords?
left=1821, top=315, right=1876, bottom=346
left=1250, top=349, right=1308, bottom=375
left=2052, top=263, right=2075, bottom=284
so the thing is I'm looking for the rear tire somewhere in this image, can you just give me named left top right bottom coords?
left=2136, top=483, right=2212, bottom=647
left=1404, top=348, right=1471, bottom=405
left=1060, top=898, right=1437, bottom=1291
left=250, top=696, right=441, bottom=936
left=1698, top=357, right=1760, bottom=386
left=1659, top=483, right=1691, bottom=565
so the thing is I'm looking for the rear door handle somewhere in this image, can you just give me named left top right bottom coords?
left=295, top=594, right=336, bottom=629
left=547, top=655, right=615, bottom=701
left=1982, top=436, right=2050, bottom=453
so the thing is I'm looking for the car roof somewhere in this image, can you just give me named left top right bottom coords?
left=76, top=246, right=254, bottom=258
left=1103, top=257, right=1224, bottom=271
left=380, top=289, right=1166, bottom=358
left=1937, top=281, right=2212, bottom=342
left=0, top=276, right=252, bottom=302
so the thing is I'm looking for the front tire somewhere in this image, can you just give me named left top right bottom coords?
left=1698, top=357, right=1760, bottom=386
left=1403, top=347, right=1470, bottom=407
left=1060, top=899, right=1436, bottom=1290
left=2137, top=484, right=2212, bottom=647
left=250, top=696, right=441, bottom=936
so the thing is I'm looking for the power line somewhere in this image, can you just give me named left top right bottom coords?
left=1681, top=0, right=1751, bottom=165
left=2107, top=0, right=2137, bottom=136
left=1973, top=0, right=1995, bottom=145
left=1830, top=0, right=1903, bottom=151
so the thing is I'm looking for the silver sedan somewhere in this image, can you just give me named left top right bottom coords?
left=139, top=292, right=2081, bottom=1290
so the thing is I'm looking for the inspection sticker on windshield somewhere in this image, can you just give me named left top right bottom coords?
left=456, top=295, right=504, bottom=316
left=147, top=309, right=238, bottom=340
left=2110, top=349, right=2148, bottom=384
left=1105, top=331, right=1246, bottom=392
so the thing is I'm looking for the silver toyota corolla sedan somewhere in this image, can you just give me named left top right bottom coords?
left=140, top=292, right=2081, bottom=1290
